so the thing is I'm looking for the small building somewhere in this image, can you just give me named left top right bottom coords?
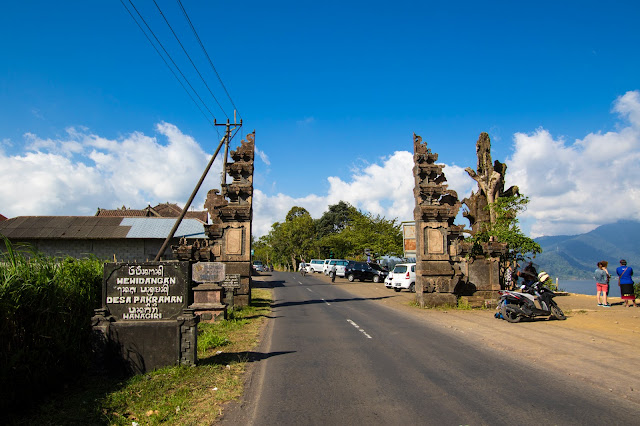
left=0, top=216, right=205, bottom=262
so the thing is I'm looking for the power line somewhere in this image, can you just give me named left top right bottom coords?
left=125, top=0, right=221, bottom=128
left=152, top=0, right=229, bottom=120
left=119, top=0, right=219, bottom=136
left=177, top=0, right=241, bottom=120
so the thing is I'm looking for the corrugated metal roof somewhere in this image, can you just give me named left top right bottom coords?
left=0, top=216, right=204, bottom=240
left=121, top=218, right=205, bottom=239
left=96, top=209, right=150, bottom=217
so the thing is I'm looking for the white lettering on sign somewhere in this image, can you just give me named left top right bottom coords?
left=131, top=295, right=183, bottom=304
left=106, top=296, right=133, bottom=304
left=122, top=313, right=163, bottom=320
left=115, top=286, right=137, bottom=295
left=128, top=265, right=164, bottom=276
left=106, top=262, right=188, bottom=322
left=116, top=277, right=176, bottom=285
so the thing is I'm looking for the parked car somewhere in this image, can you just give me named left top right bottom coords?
left=252, top=260, right=264, bottom=272
left=344, top=261, right=389, bottom=283
left=391, top=263, right=416, bottom=292
left=324, top=259, right=348, bottom=277
left=384, top=271, right=394, bottom=288
left=307, top=259, right=325, bottom=273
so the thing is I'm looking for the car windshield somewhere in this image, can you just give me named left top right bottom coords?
left=393, top=265, right=407, bottom=273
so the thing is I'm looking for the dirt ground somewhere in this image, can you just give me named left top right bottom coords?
left=307, top=273, right=640, bottom=404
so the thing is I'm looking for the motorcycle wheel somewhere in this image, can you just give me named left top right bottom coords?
left=501, top=303, right=521, bottom=323
left=550, top=302, right=566, bottom=320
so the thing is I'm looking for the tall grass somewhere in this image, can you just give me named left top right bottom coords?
left=0, top=236, right=104, bottom=415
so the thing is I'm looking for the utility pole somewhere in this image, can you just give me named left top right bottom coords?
left=153, top=115, right=242, bottom=261
left=217, top=114, right=241, bottom=187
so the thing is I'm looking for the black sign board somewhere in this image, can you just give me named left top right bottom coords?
left=103, top=261, right=191, bottom=321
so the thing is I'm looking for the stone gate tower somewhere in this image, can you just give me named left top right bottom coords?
left=412, top=134, right=464, bottom=307
left=203, top=132, right=255, bottom=306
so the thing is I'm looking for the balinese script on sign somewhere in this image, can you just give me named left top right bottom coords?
left=103, top=261, right=190, bottom=321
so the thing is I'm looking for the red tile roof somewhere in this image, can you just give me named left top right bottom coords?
left=95, top=203, right=208, bottom=223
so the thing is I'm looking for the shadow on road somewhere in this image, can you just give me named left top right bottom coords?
left=252, top=279, right=286, bottom=288
left=199, top=350, right=296, bottom=366
left=271, top=295, right=394, bottom=308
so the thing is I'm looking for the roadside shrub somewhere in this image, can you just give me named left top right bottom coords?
left=0, top=237, right=104, bottom=415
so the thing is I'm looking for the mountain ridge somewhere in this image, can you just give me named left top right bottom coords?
left=533, top=220, right=640, bottom=280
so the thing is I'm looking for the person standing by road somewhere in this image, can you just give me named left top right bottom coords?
left=616, top=259, right=637, bottom=307
left=330, top=263, right=337, bottom=282
left=504, top=262, right=514, bottom=290
left=595, top=261, right=611, bottom=307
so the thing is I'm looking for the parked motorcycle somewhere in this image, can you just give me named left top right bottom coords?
left=498, top=280, right=566, bottom=322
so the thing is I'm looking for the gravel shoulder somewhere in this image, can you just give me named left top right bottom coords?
left=314, top=272, right=640, bottom=404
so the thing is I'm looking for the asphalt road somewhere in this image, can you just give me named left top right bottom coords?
left=222, top=272, right=639, bottom=425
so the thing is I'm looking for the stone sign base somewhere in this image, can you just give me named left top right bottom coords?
left=191, top=283, right=227, bottom=322
left=92, top=309, right=198, bottom=375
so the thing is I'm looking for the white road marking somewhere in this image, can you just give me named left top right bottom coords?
left=307, top=288, right=313, bottom=292
left=322, top=298, right=331, bottom=306
left=347, top=319, right=372, bottom=339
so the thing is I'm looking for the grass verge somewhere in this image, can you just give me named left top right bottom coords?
left=408, top=298, right=489, bottom=311
left=11, top=288, right=272, bottom=426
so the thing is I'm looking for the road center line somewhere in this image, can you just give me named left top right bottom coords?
left=321, top=298, right=331, bottom=306
left=347, top=319, right=372, bottom=339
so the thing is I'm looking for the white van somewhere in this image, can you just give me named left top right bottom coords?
left=322, top=259, right=332, bottom=275
left=324, top=259, right=348, bottom=277
left=391, top=263, right=416, bottom=292
left=307, top=259, right=325, bottom=273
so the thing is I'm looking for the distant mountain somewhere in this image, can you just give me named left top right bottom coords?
left=533, top=220, right=640, bottom=280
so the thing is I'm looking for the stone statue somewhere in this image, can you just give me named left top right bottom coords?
left=463, top=132, right=519, bottom=234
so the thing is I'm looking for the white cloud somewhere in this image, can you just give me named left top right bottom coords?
left=255, top=146, right=270, bottom=166
left=296, top=117, right=315, bottom=126
left=250, top=150, right=476, bottom=237
left=7, top=91, right=640, bottom=242
left=0, top=123, right=222, bottom=218
left=252, top=189, right=327, bottom=237
left=507, top=90, right=640, bottom=237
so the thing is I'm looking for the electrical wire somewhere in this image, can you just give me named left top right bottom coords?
left=119, top=0, right=220, bottom=137
left=126, top=0, right=221, bottom=130
left=177, top=0, right=242, bottom=120
left=152, top=0, right=229, bottom=120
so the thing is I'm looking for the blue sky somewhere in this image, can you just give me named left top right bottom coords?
left=2, top=1, right=640, bottom=238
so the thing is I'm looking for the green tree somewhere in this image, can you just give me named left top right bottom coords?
left=468, top=194, right=541, bottom=262
left=258, top=207, right=316, bottom=270
left=315, top=201, right=358, bottom=238
left=339, top=213, right=403, bottom=260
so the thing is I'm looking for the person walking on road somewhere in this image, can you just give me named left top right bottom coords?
left=595, top=261, right=611, bottom=307
left=330, top=263, right=337, bottom=282
left=616, top=259, right=637, bottom=307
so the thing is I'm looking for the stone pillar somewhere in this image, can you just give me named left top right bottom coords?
left=412, top=134, right=463, bottom=307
